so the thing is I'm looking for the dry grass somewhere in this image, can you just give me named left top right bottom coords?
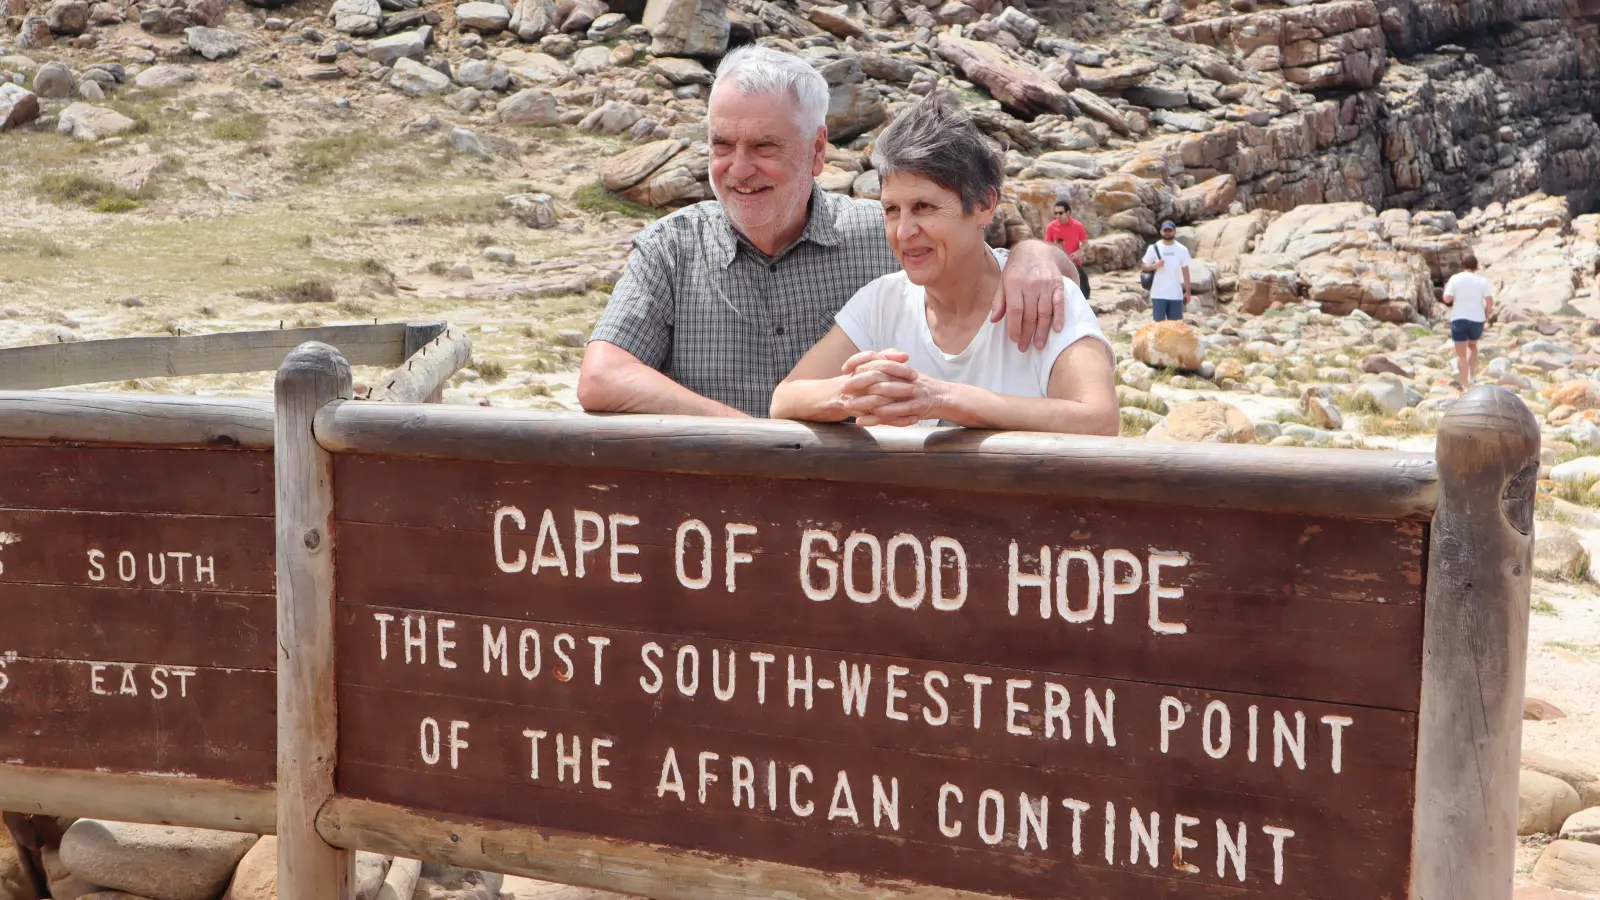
left=209, top=113, right=268, bottom=142
left=240, top=278, right=336, bottom=304
left=1360, top=413, right=1435, bottom=438
left=574, top=182, right=659, bottom=219
left=1335, top=390, right=1387, bottom=416
left=356, top=191, right=509, bottom=226
left=291, top=130, right=401, bottom=182
left=1551, top=473, right=1600, bottom=509
left=34, top=173, right=145, bottom=212
left=473, top=358, right=508, bottom=382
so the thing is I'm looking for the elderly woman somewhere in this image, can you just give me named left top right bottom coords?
left=770, top=92, right=1119, bottom=434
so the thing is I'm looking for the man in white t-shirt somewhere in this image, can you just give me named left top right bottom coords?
left=1442, top=257, right=1494, bottom=388
left=1140, top=221, right=1193, bottom=322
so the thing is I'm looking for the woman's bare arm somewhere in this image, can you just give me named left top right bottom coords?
left=852, top=339, right=1119, bottom=435
left=770, top=326, right=868, bottom=421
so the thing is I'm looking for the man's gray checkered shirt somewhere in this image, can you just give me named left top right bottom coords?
left=589, top=185, right=900, bottom=417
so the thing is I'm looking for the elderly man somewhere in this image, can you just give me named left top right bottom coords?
left=578, top=45, right=1076, bottom=418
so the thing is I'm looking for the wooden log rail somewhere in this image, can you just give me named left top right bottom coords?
left=0, top=322, right=447, bottom=391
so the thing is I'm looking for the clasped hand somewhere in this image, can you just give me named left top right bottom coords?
left=838, top=350, right=946, bottom=427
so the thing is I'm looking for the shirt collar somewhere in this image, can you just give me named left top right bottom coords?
left=710, top=183, right=841, bottom=269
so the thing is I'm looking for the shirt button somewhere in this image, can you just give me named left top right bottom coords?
left=768, top=263, right=777, bottom=273
left=776, top=326, right=786, bottom=335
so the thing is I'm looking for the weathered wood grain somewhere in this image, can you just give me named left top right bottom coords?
left=1410, top=387, right=1539, bottom=900
left=318, top=795, right=1116, bottom=900
left=2, top=584, right=272, bottom=668
left=334, top=455, right=1426, bottom=603
left=335, top=685, right=1410, bottom=899
left=336, top=603, right=1417, bottom=811
left=311, top=404, right=1439, bottom=521
left=0, top=323, right=418, bottom=390
left=276, top=342, right=355, bottom=898
left=0, top=508, right=274, bottom=594
left=330, top=457, right=1423, bottom=709
left=0, top=392, right=274, bottom=448
left=370, top=327, right=472, bottom=404
left=0, top=655, right=274, bottom=784
left=0, top=443, right=272, bottom=516
left=0, top=764, right=274, bottom=833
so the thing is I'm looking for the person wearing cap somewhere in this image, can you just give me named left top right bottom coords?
left=1140, top=221, right=1193, bottom=322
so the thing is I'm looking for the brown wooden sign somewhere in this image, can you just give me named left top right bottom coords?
left=0, top=442, right=276, bottom=787
left=331, top=454, right=1424, bottom=899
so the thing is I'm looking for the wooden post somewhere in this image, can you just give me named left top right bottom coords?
left=276, top=342, right=354, bottom=900
left=1411, top=385, right=1539, bottom=900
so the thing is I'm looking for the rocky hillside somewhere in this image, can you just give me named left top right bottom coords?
left=8, top=0, right=1600, bottom=326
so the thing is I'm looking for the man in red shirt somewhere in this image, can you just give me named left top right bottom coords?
left=1045, top=200, right=1091, bottom=299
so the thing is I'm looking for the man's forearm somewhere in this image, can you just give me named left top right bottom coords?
left=578, top=344, right=749, bottom=417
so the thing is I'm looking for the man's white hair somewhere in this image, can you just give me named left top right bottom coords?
left=713, top=45, right=830, bottom=136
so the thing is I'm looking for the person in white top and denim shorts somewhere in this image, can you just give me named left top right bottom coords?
left=1442, top=256, right=1494, bottom=388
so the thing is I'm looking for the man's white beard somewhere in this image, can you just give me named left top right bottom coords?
left=713, top=179, right=812, bottom=243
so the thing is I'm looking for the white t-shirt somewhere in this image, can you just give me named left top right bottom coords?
left=1444, top=272, right=1492, bottom=322
left=834, top=254, right=1112, bottom=422
left=1142, top=240, right=1193, bottom=300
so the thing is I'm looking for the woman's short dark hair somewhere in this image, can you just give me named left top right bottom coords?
left=871, top=91, right=1003, bottom=215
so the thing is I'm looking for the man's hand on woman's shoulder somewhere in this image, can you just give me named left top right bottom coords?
left=991, top=240, right=1070, bottom=352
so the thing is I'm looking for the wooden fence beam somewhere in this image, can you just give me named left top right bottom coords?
left=369, top=326, right=472, bottom=404
left=1410, top=385, right=1539, bottom=899
left=0, top=392, right=274, bottom=448
left=0, top=766, right=274, bottom=834
left=0, top=323, right=418, bottom=391
left=318, top=797, right=1001, bottom=900
left=275, top=342, right=354, bottom=900
left=312, top=403, right=1440, bottom=521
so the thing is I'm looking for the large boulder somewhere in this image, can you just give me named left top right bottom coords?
left=133, top=65, right=199, bottom=89
left=825, top=82, right=886, bottom=143
left=934, top=35, right=1068, bottom=118
left=329, top=0, right=382, bottom=34
left=1534, top=526, right=1591, bottom=582
left=455, top=0, right=511, bottom=31
left=1532, top=841, right=1600, bottom=894
left=138, top=0, right=224, bottom=32
left=44, top=0, right=89, bottom=33
left=57, top=102, right=136, bottom=141
left=0, top=827, right=36, bottom=900
left=1525, top=753, right=1600, bottom=809
left=221, top=837, right=274, bottom=900
left=577, top=99, right=640, bottom=135
left=1132, top=321, right=1202, bottom=370
left=1354, top=374, right=1407, bottom=415
left=619, top=144, right=711, bottom=208
left=0, top=83, right=41, bottom=131
left=642, top=0, right=728, bottom=57
left=185, top=26, right=249, bottom=60
left=389, top=57, right=452, bottom=95
left=223, top=838, right=389, bottom=900
left=59, top=821, right=257, bottom=900
left=601, top=138, right=684, bottom=192
left=32, top=60, right=73, bottom=98
left=497, top=87, right=559, bottom=125
left=1147, top=400, right=1255, bottom=444
left=1560, top=807, right=1600, bottom=845
left=508, top=0, right=555, bottom=40
left=1521, top=770, right=1584, bottom=836
left=367, top=29, right=427, bottom=66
